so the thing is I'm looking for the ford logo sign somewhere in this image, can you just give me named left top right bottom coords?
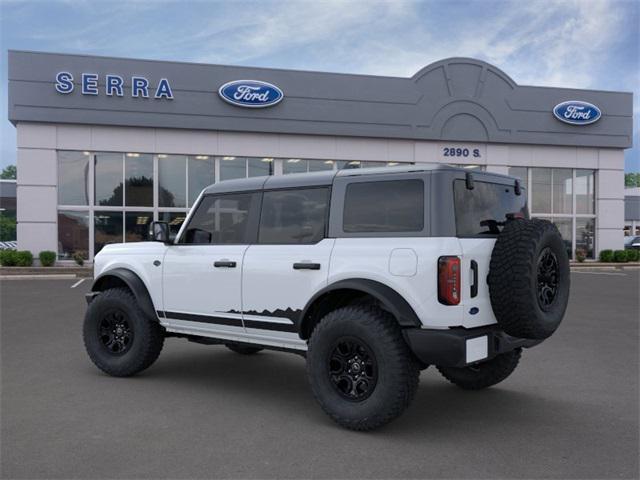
left=218, top=80, right=283, bottom=108
left=553, top=100, right=601, bottom=125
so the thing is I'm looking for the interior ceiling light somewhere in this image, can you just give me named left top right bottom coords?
left=126, top=153, right=140, bottom=157
left=195, top=155, right=209, bottom=160
left=288, top=159, right=301, bottom=163
left=222, top=156, right=235, bottom=161
left=262, top=158, right=273, bottom=162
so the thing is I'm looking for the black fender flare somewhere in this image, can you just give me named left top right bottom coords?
left=91, top=268, right=158, bottom=322
left=299, top=278, right=422, bottom=338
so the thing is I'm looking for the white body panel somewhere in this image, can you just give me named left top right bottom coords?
left=240, top=239, right=335, bottom=348
left=162, top=245, right=247, bottom=335
left=458, top=238, right=499, bottom=328
left=93, top=242, right=168, bottom=310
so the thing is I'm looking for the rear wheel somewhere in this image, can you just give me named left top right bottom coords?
left=225, top=343, right=263, bottom=355
left=437, top=349, right=522, bottom=390
left=307, top=306, right=419, bottom=431
left=83, top=288, right=164, bottom=377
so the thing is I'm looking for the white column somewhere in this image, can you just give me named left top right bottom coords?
left=596, top=149, right=625, bottom=254
left=16, top=123, right=58, bottom=259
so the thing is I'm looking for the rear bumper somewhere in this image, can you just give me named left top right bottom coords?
left=403, top=325, right=541, bottom=368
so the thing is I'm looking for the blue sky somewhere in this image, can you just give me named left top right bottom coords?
left=1, top=0, right=638, bottom=171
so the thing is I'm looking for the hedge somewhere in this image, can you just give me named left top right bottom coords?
left=599, top=249, right=613, bottom=262
left=0, top=250, right=34, bottom=267
left=613, top=250, right=628, bottom=263
left=39, top=250, right=57, bottom=267
left=627, top=249, right=639, bottom=262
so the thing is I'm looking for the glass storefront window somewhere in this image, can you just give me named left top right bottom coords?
left=57, top=210, right=89, bottom=260
left=552, top=168, right=572, bottom=214
left=125, top=212, right=152, bottom=242
left=536, top=216, right=573, bottom=259
left=508, top=166, right=528, bottom=187
left=58, top=151, right=90, bottom=205
left=159, top=211, right=188, bottom=241
left=337, top=160, right=361, bottom=170
left=576, top=169, right=595, bottom=214
left=188, top=156, right=215, bottom=206
left=309, top=160, right=335, bottom=171
left=158, top=155, right=186, bottom=208
left=283, top=159, right=308, bottom=174
left=94, top=211, right=123, bottom=254
left=125, top=153, right=153, bottom=206
left=219, top=156, right=246, bottom=181
left=95, top=153, right=123, bottom=206
left=531, top=168, right=552, bottom=213
left=576, top=218, right=595, bottom=259
left=248, top=158, right=273, bottom=177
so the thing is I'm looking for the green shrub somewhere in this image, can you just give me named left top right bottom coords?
left=626, top=249, right=639, bottom=262
left=72, top=251, right=85, bottom=266
left=15, top=250, right=33, bottom=267
left=613, top=250, right=628, bottom=263
left=599, top=249, right=613, bottom=262
left=39, top=250, right=56, bottom=267
left=0, top=249, right=18, bottom=266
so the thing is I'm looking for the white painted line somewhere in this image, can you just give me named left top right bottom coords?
left=71, top=278, right=87, bottom=288
left=572, top=271, right=627, bottom=276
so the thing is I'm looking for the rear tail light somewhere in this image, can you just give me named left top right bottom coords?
left=438, top=256, right=461, bottom=305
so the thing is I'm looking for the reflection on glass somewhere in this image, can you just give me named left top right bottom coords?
left=531, top=168, right=552, bottom=213
left=220, top=157, right=246, bottom=181
left=248, top=158, right=273, bottom=177
left=536, top=216, right=572, bottom=259
left=95, top=211, right=123, bottom=254
left=283, top=159, right=308, bottom=174
left=188, top=156, right=215, bottom=206
left=159, top=211, right=187, bottom=241
left=576, top=169, right=595, bottom=214
left=576, top=218, right=595, bottom=259
left=58, top=151, right=90, bottom=205
left=95, top=153, right=123, bottom=206
left=125, top=212, right=152, bottom=242
left=309, top=160, right=335, bottom=172
left=552, top=168, right=572, bottom=214
left=337, top=161, right=359, bottom=170
left=57, top=210, right=89, bottom=259
left=158, top=155, right=186, bottom=207
left=125, top=153, right=153, bottom=206
left=508, top=166, right=528, bottom=187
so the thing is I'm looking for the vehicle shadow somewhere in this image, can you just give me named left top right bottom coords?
left=110, top=344, right=580, bottom=436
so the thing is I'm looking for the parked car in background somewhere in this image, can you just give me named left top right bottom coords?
left=624, top=236, right=640, bottom=250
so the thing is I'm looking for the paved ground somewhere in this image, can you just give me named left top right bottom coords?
left=1, top=272, right=638, bottom=479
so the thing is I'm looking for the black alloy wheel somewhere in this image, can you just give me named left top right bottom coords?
left=537, top=247, right=559, bottom=310
left=98, top=309, right=134, bottom=355
left=328, top=337, right=378, bottom=402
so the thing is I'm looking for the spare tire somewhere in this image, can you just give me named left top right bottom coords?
left=488, top=218, right=570, bottom=340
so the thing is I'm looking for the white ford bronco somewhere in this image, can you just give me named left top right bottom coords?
left=84, top=165, right=570, bottom=430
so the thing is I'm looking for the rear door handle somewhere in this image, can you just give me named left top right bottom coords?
left=293, top=262, right=321, bottom=270
left=214, top=260, right=236, bottom=268
left=470, top=260, right=478, bottom=298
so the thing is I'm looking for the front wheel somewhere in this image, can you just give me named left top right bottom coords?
left=83, top=288, right=164, bottom=377
left=307, top=306, right=420, bottom=431
left=436, top=349, right=522, bottom=390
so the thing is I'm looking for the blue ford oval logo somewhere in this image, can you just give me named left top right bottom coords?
left=553, top=100, right=601, bottom=125
left=218, top=80, right=283, bottom=108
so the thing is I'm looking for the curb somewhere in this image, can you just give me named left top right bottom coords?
left=0, top=274, right=79, bottom=280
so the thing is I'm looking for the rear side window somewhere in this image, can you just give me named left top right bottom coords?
left=343, top=180, right=424, bottom=233
left=259, top=188, right=329, bottom=244
left=454, top=180, right=528, bottom=236
left=181, top=193, right=257, bottom=244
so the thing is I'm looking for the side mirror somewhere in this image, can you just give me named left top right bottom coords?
left=150, top=221, right=170, bottom=243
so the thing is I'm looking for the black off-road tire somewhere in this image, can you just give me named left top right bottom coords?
left=225, top=343, right=263, bottom=355
left=307, top=306, right=420, bottom=431
left=437, top=349, right=522, bottom=390
left=488, top=218, right=570, bottom=340
left=83, top=288, right=164, bottom=377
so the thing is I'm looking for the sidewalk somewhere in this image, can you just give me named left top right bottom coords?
left=0, top=266, right=93, bottom=279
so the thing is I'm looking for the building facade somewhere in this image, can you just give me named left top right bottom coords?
left=7, top=51, right=633, bottom=262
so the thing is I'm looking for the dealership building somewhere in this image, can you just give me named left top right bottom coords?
left=7, top=50, right=633, bottom=262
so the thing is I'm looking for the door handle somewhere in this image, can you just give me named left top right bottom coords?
left=293, top=262, right=321, bottom=270
left=214, top=260, right=236, bottom=268
left=470, top=260, right=478, bottom=298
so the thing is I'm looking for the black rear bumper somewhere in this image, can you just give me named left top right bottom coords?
left=403, top=325, right=541, bottom=368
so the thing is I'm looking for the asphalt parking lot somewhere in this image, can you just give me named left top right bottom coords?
left=1, top=271, right=638, bottom=479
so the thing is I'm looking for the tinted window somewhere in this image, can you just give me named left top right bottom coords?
left=343, top=180, right=424, bottom=233
left=181, top=193, right=257, bottom=244
left=454, top=180, right=528, bottom=236
left=259, top=188, right=329, bottom=244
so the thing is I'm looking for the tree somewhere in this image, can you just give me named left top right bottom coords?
left=625, top=173, right=640, bottom=188
left=1, top=165, right=16, bottom=179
